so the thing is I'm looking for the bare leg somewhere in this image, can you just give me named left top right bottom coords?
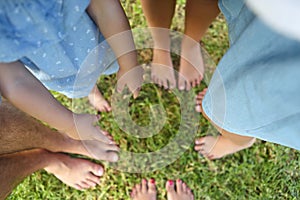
left=88, top=85, right=111, bottom=112
left=0, top=100, right=119, bottom=162
left=141, top=0, right=176, bottom=89
left=131, top=179, right=157, bottom=200
left=194, top=89, right=255, bottom=160
left=178, top=0, right=219, bottom=90
left=0, top=149, right=104, bottom=199
left=166, top=180, right=194, bottom=200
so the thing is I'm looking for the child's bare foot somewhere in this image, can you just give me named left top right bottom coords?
left=88, top=85, right=111, bottom=112
left=194, top=88, right=256, bottom=159
left=166, top=180, right=194, bottom=200
left=74, top=139, right=119, bottom=162
left=44, top=152, right=104, bottom=190
left=178, top=40, right=204, bottom=91
left=151, top=49, right=176, bottom=89
left=131, top=179, right=157, bottom=200
left=195, top=135, right=256, bottom=160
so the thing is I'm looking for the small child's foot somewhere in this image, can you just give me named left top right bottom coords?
left=151, top=49, right=176, bottom=89
left=45, top=153, right=104, bottom=190
left=178, top=40, right=204, bottom=91
left=194, top=88, right=256, bottom=159
left=88, top=85, right=111, bottom=112
left=195, top=135, right=256, bottom=159
left=131, top=179, right=157, bottom=200
left=166, top=180, right=194, bottom=200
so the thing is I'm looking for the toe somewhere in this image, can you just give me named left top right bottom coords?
left=85, top=179, right=97, bottom=188
left=178, top=78, right=185, bottom=90
left=104, top=151, right=119, bottom=162
left=166, top=180, right=175, bottom=193
left=90, top=164, right=104, bottom=177
left=135, top=183, right=141, bottom=193
left=182, top=182, right=187, bottom=193
left=163, top=80, right=169, bottom=89
left=131, top=188, right=137, bottom=199
left=195, top=138, right=205, bottom=145
left=80, top=181, right=91, bottom=189
left=141, top=179, right=148, bottom=193
left=74, top=184, right=84, bottom=191
left=148, top=179, right=156, bottom=193
left=176, top=179, right=183, bottom=194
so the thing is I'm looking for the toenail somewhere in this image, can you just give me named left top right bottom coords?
left=150, top=178, right=155, bottom=184
left=142, top=179, right=147, bottom=183
left=177, top=179, right=182, bottom=183
left=98, top=168, right=103, bottom=176
left=168, top=180, right=174, bottom=185
left=111, top=154, right=119, bottom=162
left=195, top=140, right=200, bottom=144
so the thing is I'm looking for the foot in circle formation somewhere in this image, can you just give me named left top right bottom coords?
left=151, top=49, right=176, bottom=89
left=194, top=88, right=255, bottom=159
left=131, top=179, right=157, bottom=200
left=178, top=41, right=204, bottom=91
left=131, top=179, right=194, bottom=200
left=44, top=153, right=104, bottom=190
left=88, top=85, right=111, bottom=112
left=166, top=179, right=194, bottom=200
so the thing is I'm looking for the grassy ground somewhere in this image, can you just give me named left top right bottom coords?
left=8, top=0, right=300, bottom=199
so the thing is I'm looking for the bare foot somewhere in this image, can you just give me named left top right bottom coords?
left=151, top=49, right=176, bottom=89
left=166, top=180, right=194, bottom=200
left=178, top=40, right=204, bottom=91
left=74, top=139, right=120, bottom=162
left=88, top=85, right=111, bottom=112
left=44, top=152, right=104, bottom=190
left=131, top=179, right=157, bottom=200
left=194, top=88, right=256, bottom=160
left=195, top=135, right=256, bottom=160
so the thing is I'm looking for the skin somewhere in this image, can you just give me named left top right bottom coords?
left=131, top=179, right=194, bottom=200
left=194, top=89, right=256, bottom=159
left=140, top=0, right=219, bottom=90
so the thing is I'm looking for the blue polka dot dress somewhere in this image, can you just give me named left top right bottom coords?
left=0, top=0, right=119, bottom=98
left=202, top=0, right=300, bottom=150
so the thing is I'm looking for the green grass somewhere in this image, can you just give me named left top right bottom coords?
left=7, top=0, right=300, bottom=199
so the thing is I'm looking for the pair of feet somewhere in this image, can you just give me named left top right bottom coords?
left=131, top=179, right=193, bottom=200
left=151, top=42, right=204, bottom=90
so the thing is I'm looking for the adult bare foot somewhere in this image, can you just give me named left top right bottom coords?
left=131, top=179, right=157, bottom=200
left=151, top=49, right=176, bottom=89
left=178, top=40, right=204, bottom=91
left=88, top=85, right=111, bottom=112
left=194, top=88, right=256, bottom=160
left=166, top=179, right=194, bottom=200
left=44, top=152, right=104, bottom=190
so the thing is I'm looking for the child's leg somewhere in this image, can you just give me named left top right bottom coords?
left=88, top=85, right=111, bottom=112
left=178, top=0, right=219, bottom=90
left=0, top=100, right=119, bottom=162
left=194, top=89, right=255, bottom=160
left=0, top=149, right=104, bottom=199
left=141, top=0, right=176, bottom=89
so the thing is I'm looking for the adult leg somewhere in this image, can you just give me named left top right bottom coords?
left=178, top=0, right=219, bottom=90
left=194, top=89, right=255, bottom=159
left=141, top=0, right=176, bottom=89
left=0, top=149, right=105, bottom=199
left=0, top=100, right=119, bottom=161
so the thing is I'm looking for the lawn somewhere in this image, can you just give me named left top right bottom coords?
left=7, top=0, right=300, bottom=199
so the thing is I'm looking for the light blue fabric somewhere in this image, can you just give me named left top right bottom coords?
left=0, top=0, right=119, bottom=98
left=202, top=0, right=300, bottom=150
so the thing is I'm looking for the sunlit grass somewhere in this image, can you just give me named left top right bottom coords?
left=7, top=0, right=300, bottom=199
